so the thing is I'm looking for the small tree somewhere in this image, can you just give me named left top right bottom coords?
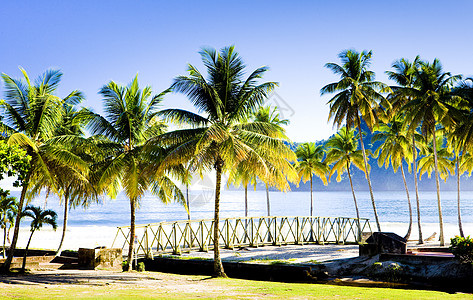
left=0, top=189, right=18, bottom=258
left=21, top=205, right=57, bottom=272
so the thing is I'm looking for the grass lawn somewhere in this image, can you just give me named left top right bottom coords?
left=0, top=272, right=471, bottom=299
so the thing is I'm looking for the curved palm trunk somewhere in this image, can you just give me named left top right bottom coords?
left=55, top=192, right=70, bottom=256
left=413, top=137, right=423, bottom=244
left=21, top=229, right=35, bottom=272
left=432, top=130, right=445, bottom=246
left=186, top=184, right=190, bottom=221
left=347, top=162, right=361, bottom=242
left=265, top=184, right=270, bottom=216
left=400, top=164, right=412, bottom=240
left=3, top=174, right=30, bottom=272
left=456, top=155, right=464, bottom=237
left=244, top=184, right=248, bottom=217
left=356, top=118, right=381, bottom=232
left=127, top=199, right=136, bottom=271
left=213, top=159, right=226, bottom=277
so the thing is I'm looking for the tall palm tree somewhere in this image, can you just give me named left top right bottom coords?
left=400, top=59, right=461, bottom=245
left=87, top=75, right=185, bottom=271
left=451, top=77, right=473, bottom=237
left=0, top=68, right=88, bottom=271
left=385, top=56, right=425, bottom=243
left=252, top=105, right=292, bottom=216
left=227, top=163, right=257, bottom=217
left=325, top=127, right=366, bottom=241
left=372, top=115, right=414, bottom=239
left=321, top=49, right=390, bottom=232
left=20, top=205, right=57, bottom=272
left=157, top=46, right=295, bottom=277
left=294, top=143, right=328, bottom=217
left=0, top=189, right=17, bottom=258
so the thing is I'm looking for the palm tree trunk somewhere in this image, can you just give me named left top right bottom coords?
left=347, top=162, right=361, bottom=242
left=456, top=155, right=464, bottom=237
left=55, top=192, right=70, bottom=256
left=266, top=183, right=270, bottom=216
left=400, top=164, right=412, bottom=240
left=413, top=136, right=423, bottom=244
left=356, top=118, right=381, bottom=232
left=432, top=130, right=445, bottom=246
left=213, top=158, right=226, bottom=277
left=2, top=173, right=30, bottom=272
left=21, top=229, right=35, bottom=272
left=244, top=184, right=248, bottom=217
left=127, top=199, right=136, bottom=271
left=186, top=184, right=190, bottom=221
left=310, top=176, right=313, bottom=217
left=2, top=219, right=7, bottom=259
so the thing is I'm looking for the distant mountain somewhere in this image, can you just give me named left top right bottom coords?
left=246, top=121, right=473, bottom=192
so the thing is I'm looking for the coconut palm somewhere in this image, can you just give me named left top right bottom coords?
left=20, top=205, right=57, bottom=272
left=0, top=189, right=17, bottom=258
left=294, top=143, right=328, bottom=217
left=252, top=105, right=292, bottom=216
left=87, top=75, right=185, bottom=271
left=227, top=163, right=257, bottom=217
left=451, top=78, right=473, bottom=237
left=418, top=134, right=454, bottom=183
left=385, top=57, right=425, bottom=243
left=0, top=68, right=88, bottom=271
left=400, top=59, right=461, bottom=245
left=321, top=49, right=391, bottom=232
left=325, top=127, right=366, bottom=241
left=372, top=115, right=414, bottom=239
left=157, top=46, right=295, bottom=277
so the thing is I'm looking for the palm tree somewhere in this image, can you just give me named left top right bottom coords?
left=0, top=68, right=88, bottom=271
left=418, top=134, right=454, bottom=182
left=385, top=57, right=425, bottom=243
left=400, top=59, right=461, bottom=245
left=325, top=127, right=366, bottom=241
left=20, top=205, right=57, bottom=272
left=0, top=189, right=17, bottom=258
left=227, top=163, right=257, bottom=217
left=87, top=75, right=185, bottom=271
left=158, top=46, right=295, bottom=277
left=252, top=105, right=292, bottom=216
left=451, top=78, right=473, bottom=237
left=321, top=49, right=390, bottom=232
left=372, top=116, right=414, bottom=239
left=294, top=143, right=328, bottom=217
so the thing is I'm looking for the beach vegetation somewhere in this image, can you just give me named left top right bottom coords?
left=450, top=235, right=473, bottom=264
left=294, top=142, right=328, bottom=217
left=157, top=45, right=295, bottom=277
left=321, top=49, right=391, bottom=232
left=0, top=189, right=17, bottom=258
left=0, top=68, right=88, bottom=271
left=384, top=56, right=425, bottom=243
left=20, top=205, right=57, bottom=272
left=87, top=75, right=185, bottom=271
left=325, top=127, right=366, bottom=240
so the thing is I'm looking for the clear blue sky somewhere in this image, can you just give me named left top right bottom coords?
left=1, top=0, right=472, bottom=142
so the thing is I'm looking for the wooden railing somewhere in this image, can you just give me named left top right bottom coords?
left=111, top=216, right=371, bottom=258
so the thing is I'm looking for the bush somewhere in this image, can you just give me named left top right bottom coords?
left=450, top=236, right=473, bottom=264
left=137, top=262, right=145, bottom=272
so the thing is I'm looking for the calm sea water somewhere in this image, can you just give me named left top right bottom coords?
left=11, top=189, right=473, bottom=228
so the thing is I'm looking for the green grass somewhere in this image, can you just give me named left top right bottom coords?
left=0, top=272, right=472, bottom=299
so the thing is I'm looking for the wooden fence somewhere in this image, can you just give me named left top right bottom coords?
left=111, top=216, right=371, bottom=258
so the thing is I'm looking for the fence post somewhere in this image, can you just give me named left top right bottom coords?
left=172, top=223, right=181, bottom=255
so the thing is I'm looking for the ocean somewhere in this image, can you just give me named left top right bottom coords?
left=11, top=189, right=473, bottom=227
left=7, top=189, right=473, bottom=250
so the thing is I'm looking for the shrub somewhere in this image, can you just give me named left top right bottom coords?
left=137, top=262, right=145, bottom=272
left=450, top=235, right=473, bottom=264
